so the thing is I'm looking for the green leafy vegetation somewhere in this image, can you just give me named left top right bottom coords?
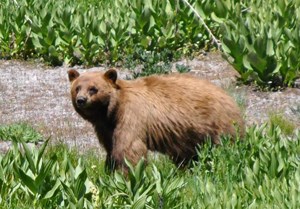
left=2, top=0, right=299, bottom=87
left=214, top=0, right=300, bottom=88
left=268, top=112, right=296, bottom=136
left=125, top=48, right=174, bottom=78
left=1, top=0, right=299, bottom=207
left=0, top=0, right=207, bottom=66
left=0, top=124, right=300, bottom=208
left=0, top=123, right=42, bottom=143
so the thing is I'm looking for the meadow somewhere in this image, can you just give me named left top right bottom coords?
left=1, top=0, right=300, bottom=88
left=1, top=0, right=300, bottom=208
left=0, top=124, right=300, bottom=208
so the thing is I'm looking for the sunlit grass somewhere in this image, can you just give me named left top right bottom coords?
left=268, top=112, right=296, bottom=136
left=0, top=122, right=42, bottom=143
left=0, top=123, right=299, bottom=208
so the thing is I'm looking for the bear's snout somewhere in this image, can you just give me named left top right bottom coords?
left=76, top=96, right=87, bottom=107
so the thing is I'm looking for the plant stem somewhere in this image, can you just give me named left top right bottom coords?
left=181, top=0, right=221, bottom=50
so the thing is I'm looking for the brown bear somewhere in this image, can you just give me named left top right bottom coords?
left=68, top=69, right=244, bottom=171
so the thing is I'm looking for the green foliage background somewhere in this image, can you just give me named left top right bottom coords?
left=1, top=0, right=300, bottom=207
left=0, top=125, right=300, bottom=208
left=218, top=0, right=300, bottom=88
left=0, top=0, right=209, bottom=65
left=1, top=0, right=299, bottom=87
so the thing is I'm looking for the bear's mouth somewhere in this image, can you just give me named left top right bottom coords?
left=76, top=103, right=91, bottom=110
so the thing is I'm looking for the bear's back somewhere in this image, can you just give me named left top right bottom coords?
left=117, top=73, right=244, bottom=155
left=143, top=73, right=225, bottom=98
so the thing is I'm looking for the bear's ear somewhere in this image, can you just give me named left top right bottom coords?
left=68, top=69, right=80, bottom=82
left=104, top=68, right=117, bottom=83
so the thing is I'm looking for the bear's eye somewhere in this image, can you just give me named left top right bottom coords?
left=75, top=86, right=81, bottom=93
left=89, top=86, right=98, bottom=95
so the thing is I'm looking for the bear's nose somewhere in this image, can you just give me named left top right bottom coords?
left=76, top=96, right=87, bottom=107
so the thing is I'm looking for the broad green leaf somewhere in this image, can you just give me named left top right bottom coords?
left=165, top=177, right=185, bottom=194
left=158, top=37, right=166, bottom=48
left=15, top=165, right=38, bottom=195
left=37, top=138, right=50, bottom=166
left=277, top=155, right=285, bottom=173
left=140, top=36, right=151, bottom=48
left=74, top=169, right=87, bottom=199
left=165, top=0, right=173, bottom=17
left=32, top=36, right=43, bottom=49
left=269, top=152, right=277, bottom=177
left=148, top=16, right=156, bottom=32
left=132, top=195, right=146, bottom=209
left=21, top=141, right=36, bottom=174
left=43, top=179, right=61, bottom=199
left=134, top=159, right=145, bottom=182
left=99, top=21, right=106, bottom=34
left=152, top=165, right=162, bottom=194
left=247, top=52, right=267, bottom=73
left=253, top=158, right=260, bottom=175
left=215, top=0, right=227, bottom=18
left=242, top=55, right=253, bottom=70
left=48, top=45, right=58, bottom=57
left=60, top=180, right=77, bottom=203
left=231, top=193, right=237, bottom=207
left=211, top=12, right=224, bottom=24
left=266, top=39, right=274, bottom=56
left=35, top=155, right=57, bottom=187
left=0, top=165, right=4, bottom=181
left=46, top=27, right=56, bottom=45
left=74, top=160, right=84, bottom=179
left=195, top=1, right=207, bottom=19
left=77, top=197, right=84, bottom=209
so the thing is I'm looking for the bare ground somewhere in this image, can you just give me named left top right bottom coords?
left=0, top=52, right=299, bottom=153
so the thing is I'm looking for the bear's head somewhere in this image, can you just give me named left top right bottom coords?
left=67, top=69, right=118, bottom=121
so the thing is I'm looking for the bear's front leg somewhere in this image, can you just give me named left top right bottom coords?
left=110, top=131, right=148, bottom=173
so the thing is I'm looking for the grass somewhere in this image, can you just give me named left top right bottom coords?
left=268, top=112, right=296, bottom=136
left=224, top=83, right=248, bottom=113
left=0, top=123, right=299, bottom=208
left=45, top=142, right=107, bottom=180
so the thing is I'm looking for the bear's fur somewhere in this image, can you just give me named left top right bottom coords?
left=68, top=69, right=244, bottom=171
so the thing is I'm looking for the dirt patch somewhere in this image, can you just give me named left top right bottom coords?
left=0, top=60, right=101, bottom=153
left=0, top=52, right=299, bottom=153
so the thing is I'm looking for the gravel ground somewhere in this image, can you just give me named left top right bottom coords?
left=0, top=52, right=299, bottom=153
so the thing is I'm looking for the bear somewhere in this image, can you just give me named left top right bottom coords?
left=68, top=68, right=244, bottom=172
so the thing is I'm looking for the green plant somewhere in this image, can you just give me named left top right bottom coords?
left=216, top=0, right=300, bottom=88
left=176, top=64, right=191, bottom=73
left=0, top=139, right=96, bottom=208
left=125, top=48, right=174, bottom=78
left=1, top=123, right=300, bottom=208
left=268, top=112, right=296, bottom=136
left=0, top=0, right=212, bottom=66
left=0, top=123, right=42, bottom=143
left=12, top=139, right=59, bottom=205
left=100, top=159, right=156, bottom=208
left=186, top=124, right=300, bottom=208
left=99, top=159, right=185, bottom=209
left=2, top=0, right=300, bottom=88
